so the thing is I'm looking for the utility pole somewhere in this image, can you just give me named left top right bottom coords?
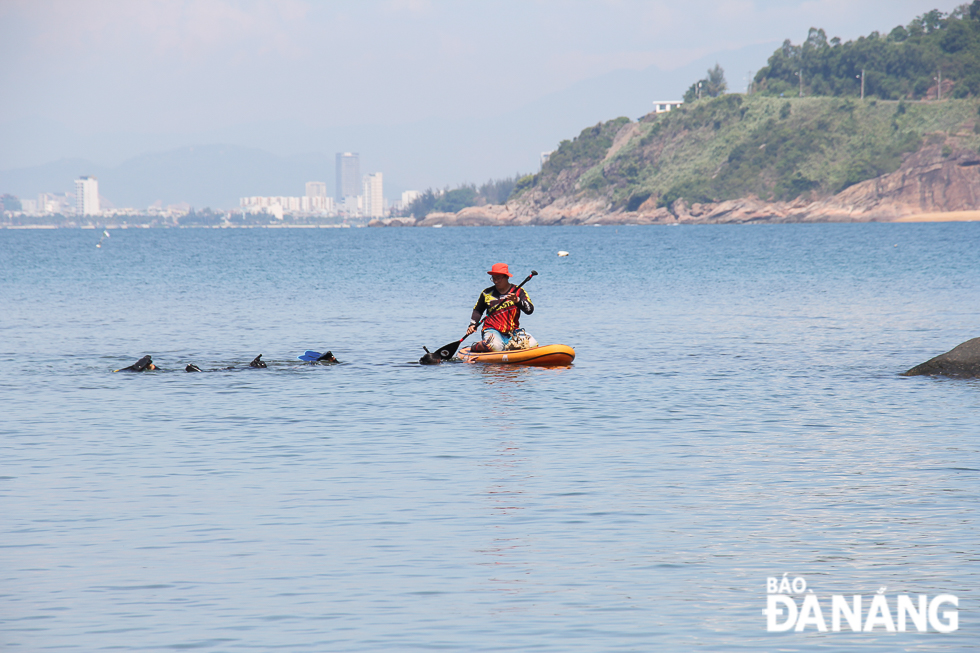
left=858, top=68, right=865, bottom=100
left=935, top=69, right=942, bottom=100
left=697, top=81, right=702, bottom=101
left=795, top=70, right=803, bottom=97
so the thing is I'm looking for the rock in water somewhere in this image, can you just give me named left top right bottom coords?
left=903, top=338, right=980, bottom=378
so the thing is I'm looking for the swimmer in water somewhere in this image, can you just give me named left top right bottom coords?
left=316, top=351, right=338, bottom=363
left=185, top=355, right=269, bottom=371
left=115, top=355, right=157, bottom=372
left=419, top=346, right=441, bottom=365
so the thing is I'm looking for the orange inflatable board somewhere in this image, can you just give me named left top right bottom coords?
left=457, top=344, right=575, bottom=366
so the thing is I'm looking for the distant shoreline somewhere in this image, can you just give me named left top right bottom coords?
left=0, top=223, right=357, bottom=230
left=5, top=216, right=980, bottom=229
left=895, top=211, right=980, bottom=222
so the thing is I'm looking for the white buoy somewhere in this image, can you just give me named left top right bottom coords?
left=557, top=251, right=569, bottom=257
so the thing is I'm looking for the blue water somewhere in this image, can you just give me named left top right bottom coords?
left=1, top=224, right=978, bottom=652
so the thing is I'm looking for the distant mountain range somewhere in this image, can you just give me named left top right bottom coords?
left=0, top=43, right=776, bottom=209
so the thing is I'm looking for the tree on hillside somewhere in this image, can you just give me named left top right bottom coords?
left=683, top=64, right=728, bottom=102
left=402, top=174, right=527, bottom=218
left=753, top=5, right=980, bottom=99
left=478, top=177, right=519, bottom=204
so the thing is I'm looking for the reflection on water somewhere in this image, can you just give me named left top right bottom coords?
left=475, top=363, right=534, bottom=386
left=475, top=367, right=537, bottom=605
left=480, top=438, right=532, bottom=606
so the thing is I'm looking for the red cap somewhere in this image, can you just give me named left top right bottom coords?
left=487, top=263, right=512, bottom=277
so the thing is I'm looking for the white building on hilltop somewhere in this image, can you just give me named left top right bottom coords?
left=75, top=176, right=100, bottom=215
left=652, top=101, right=683, bottom=114
left=362, top=173, right=384, bottom=218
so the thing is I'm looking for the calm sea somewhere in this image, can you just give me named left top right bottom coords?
left=1, top=224, right=978, bottom=652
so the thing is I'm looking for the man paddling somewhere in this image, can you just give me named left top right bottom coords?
left=465, top=263, right=537, bottom=352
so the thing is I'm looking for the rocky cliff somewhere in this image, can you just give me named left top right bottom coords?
left=372, top=143, right=980, bottom=226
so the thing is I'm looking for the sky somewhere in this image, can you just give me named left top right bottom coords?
left=0, top=0, right=967, bottom=204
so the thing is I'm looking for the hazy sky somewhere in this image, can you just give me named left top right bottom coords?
left=3, top=0, right=964, bottom=130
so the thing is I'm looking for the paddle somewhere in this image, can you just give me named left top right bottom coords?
left=432, top=270, right=538, bottom=361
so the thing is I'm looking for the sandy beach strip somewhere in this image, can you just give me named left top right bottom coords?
left=895, top=210, right=980, bottom=222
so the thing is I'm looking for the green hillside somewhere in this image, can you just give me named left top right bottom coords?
left=513, top=95, right=980, bottom=209
left=510, top=5, right=980, bottom=211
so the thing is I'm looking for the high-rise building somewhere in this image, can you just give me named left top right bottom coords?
left=362, top=173, right=384, bottom=218
left=240, top=194, right=334, bottom=215
left=343, top=195, right=360, bottom=216
left=75, top=176, right=100, bottom=215
left=39, top=192, right=72, bottom=214
left=335, top=153, right=360, bottom=201
left=306, top=181, right=327, bottom=198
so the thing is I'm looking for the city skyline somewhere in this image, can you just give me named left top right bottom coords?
left=4, top=151, right=405, bottom=218
left=9, top=165, right=400, bottom=219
